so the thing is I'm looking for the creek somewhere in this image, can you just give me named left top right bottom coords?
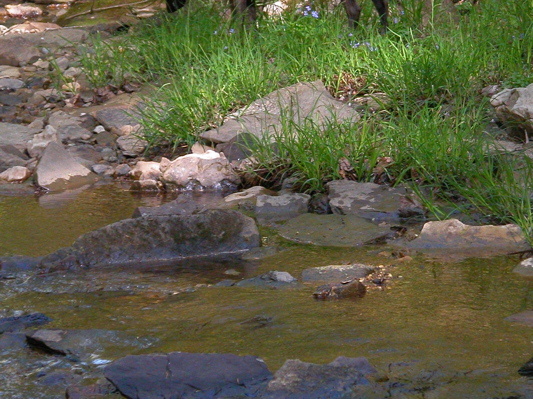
left=0, top=183, right=532, bottom=398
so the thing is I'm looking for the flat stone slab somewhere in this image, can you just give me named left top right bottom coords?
left=200, top=80, right=360, bottom=144
left=301, top=264, right=375, bottom=283
left=104, top=352, right=272, bottom=399
left=39, top=210, right=260, bottom=271
left=276, top=213, right=392, bottom=247
left=327, top=180, right=407, bottom=221
left=401, top=219, right=529, bottom=257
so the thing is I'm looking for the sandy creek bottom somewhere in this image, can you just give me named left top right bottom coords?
left=0, top=184, right=532, bottom=398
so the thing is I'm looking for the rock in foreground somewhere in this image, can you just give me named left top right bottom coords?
left=104, top=352, right=272, bottom=399
left=40, top=210, right=260, bottom=271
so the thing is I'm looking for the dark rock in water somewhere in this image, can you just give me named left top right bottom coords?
left=308, top=192, right=331, bottom=214
left=313, top=280, right=366, bottom=300
left=0, top=313, right=51, bottom=334
left=104, top=352, right=272, bottom=399
left=39, top=210, right=260, bottom=272
left=518, top=357, right=533, bottom=376
left=235, top=271, right=298, bottom=289
left=302, top=264, right=374, bottom=283
left=265, top=356, right=377, bottom=398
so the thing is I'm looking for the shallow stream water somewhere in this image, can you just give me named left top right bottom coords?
left=1, top=184, right=532, bottom=398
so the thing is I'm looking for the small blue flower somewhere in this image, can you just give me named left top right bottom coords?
left=213, top=30, right=218, bottom=35
left=305, top=5, right=312, bottom=11
left=350, top=41, right=361, bottom=48
left=311, top=10, right=319, bottom=18
left=223, top=46, right=228, bottom=50
left=303, top=10, right=308, bottom=16
left=228, top=28, right=235, bottom=34
left=393, top=17, right=399, bottom=24
left=435, top=44, right=440, bottom=50
left=348, top=32, right=353, bottom=37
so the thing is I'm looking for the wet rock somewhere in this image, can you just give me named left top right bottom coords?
left=91, top=164, right=114, bottom=176
left=104, top=352, right=272, bottom=399
left=313, top=280, right=366, bottom=300
left=0, top=165, right=30, bottom=182
left=114, top=163, right=131, bottom=176
left=39, top=210, right=260, bottom=271
left=129, top=178, right=162, bottom=191
left=402, top=219, right=530, bottom=257
left=5, top=4, right=43, bottom=19
left=255, top=192, right=310, bottom=223
left=302, top=264, right=375, bottom=283
left=277, top=213, right=392, bottom=246
left=0, top=313, right=51, bottom=334
left=0, top=123, right=39, bottom=151
left=518, top=357, right=533, bottom=377
left=0, top=255, right=42, bottom=274
left=308, top=192, right=331, bottom=214
left=327, top=180, right=411, bottom=221
left=235, top=271, right=298, bottom=288
left=200, top=80, right=360, bottom=144
left=0, top=332, right=27, bottom=351
left=161, top=151, right=241, bottom=190
left=265, top=357, right=377, bottom=398
left=505, top=310, right=533, bottom=327
left=34, top=142, right=98, bottom=191
left=491, top=83, right=533, bottom=140
left=513, top=257, right=533, bottom=278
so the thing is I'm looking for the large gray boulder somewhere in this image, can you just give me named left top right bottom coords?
left=104, top=352, right=272, bottom=399
left=491, top=83, right=533, bottom=140
left=34, top=142, right=98, bottom=190
left=39, top=210, right=260, bottom=271
left=200, top=81, right=360, bottom=144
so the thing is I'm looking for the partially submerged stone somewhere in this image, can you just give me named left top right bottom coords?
left=505, top=310, right=533, bottom=327
left=222, top=186, right=277, bottom=210
left=302, top=264, right=375, bottom=283
left=104, top=352, right=272, bottom=399
left=235, top=270, right=298, bottom=288
left=266, top=357, right=377, bottom=398
left=39, top=210, right=260, bottom=271
left=402, top=219, right=529, bottom=257
left=313, top=280, right=367, bottom=300
left=0, top=313, right=51, bottom=334
left=255, top=192, right=310, bottom=223
left=34, top=142, right=98, bottom=191
left=277, top=213, right=392, bottom=247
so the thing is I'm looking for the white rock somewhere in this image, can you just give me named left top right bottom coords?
left=0, top=166, right=30, bottom=182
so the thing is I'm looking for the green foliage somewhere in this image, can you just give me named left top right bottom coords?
left=78, top=0, right=533, bottom=241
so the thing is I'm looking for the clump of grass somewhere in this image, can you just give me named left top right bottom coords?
left=77, top=0, right=533, bottom=241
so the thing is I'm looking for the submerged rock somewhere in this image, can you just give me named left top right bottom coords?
left=302, top=264, right=375, bottom=283
left=0, top=313, right=51, bottom=334
left=518, top=357, right=533, bottom=377
left=513, top=257, right=533, bottom=278
left=505, top=310, right=533, bottom=327
left=104, top=352, right=272, bottom=399
left=265, top=356, right=377, bottom=398
left=313, top=280, right=367, bottom=300
left=277, top=213, right=392, bottom=247
left=402, top=219, right=529, bottom=257
left=39, top=210, right=260, bottom=271
left=235, top=270, right=298, bottom=288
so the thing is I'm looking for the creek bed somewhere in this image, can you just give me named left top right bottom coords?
left=0, top=184, right=532, bottom=398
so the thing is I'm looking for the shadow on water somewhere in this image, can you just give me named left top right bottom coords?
left=0, top=184, right=532, bottom=397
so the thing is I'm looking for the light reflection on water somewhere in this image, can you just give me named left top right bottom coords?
left=0, top=184, right=532, bottom=397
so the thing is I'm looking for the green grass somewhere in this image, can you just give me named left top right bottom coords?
left=77, top=0, right=533, bottom=241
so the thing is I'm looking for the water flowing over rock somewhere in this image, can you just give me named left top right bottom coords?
left=401, top=219, right=529, bottom=257
left=491, top=83, right=533, bottom=141
left=265, top=357, right=377, bottom=398
left=104, top=352, right=273, bottom=399
left=200, top=80, right=360, bottom=144
left=277, top=213, right=393, bottom=246
left=39, top=209, right=260, bottom=271
left=160, top=150, right=241, bottom=190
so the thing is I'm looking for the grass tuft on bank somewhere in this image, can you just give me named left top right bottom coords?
left=78, top=0, right=533, bottom=241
